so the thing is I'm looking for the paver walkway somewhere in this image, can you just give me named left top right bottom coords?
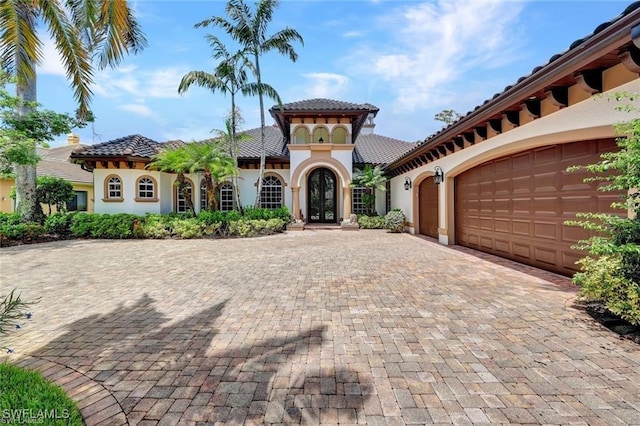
left=1, top=230, right=640, bottom=425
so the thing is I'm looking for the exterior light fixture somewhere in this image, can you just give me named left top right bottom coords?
left=404, top=177, right=412, bottom=190
left=318, top=137, right=324, bottom=143
left=433, top=166, right=444, bottom=184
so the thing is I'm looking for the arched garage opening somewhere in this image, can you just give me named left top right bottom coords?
left=454, top=138, right=621, bottom=276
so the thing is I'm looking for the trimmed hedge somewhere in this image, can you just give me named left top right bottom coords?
left=357, top=215, right=385, bottom=229
left=1, top=208, right=290, bottom=244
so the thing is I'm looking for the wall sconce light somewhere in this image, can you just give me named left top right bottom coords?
left=404, top=177, right=412, bottom=191
left=433, top=166, right=444, bottom=184
left=318, top=137, right=324, bottom=143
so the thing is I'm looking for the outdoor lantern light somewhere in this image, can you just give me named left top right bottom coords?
left=404, top=177, right=412, bottom=190
left=433, top=166, right=444, bottom=184
left=318, top=137, right=324, bottom=143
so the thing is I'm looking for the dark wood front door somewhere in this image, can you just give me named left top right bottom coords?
left=419, top=177, right=439, bottom=238
left=308, top=168, right=337, bottom=223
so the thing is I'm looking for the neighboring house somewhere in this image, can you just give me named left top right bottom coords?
left=69, top=100, right=415, bottom=220
left=70, top=2, right=640, bottom=277
left=0, top=134, right=94, bottom=214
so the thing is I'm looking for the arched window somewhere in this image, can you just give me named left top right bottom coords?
left=294, top=126, right=310, bottom=144
left=104, top=174, right=123, bottom=201
left=260, top=175, right=283, bottom=209
left=135, top=176, right=157, bottom=201
left=312, top=127, right=329, bottom=144
left=175, top=179, right=193, bottom=213
left=219, top=183, right=234, bottom=212
left=200, top=179, right=208, bottom=211
left=332, top=127, right=348, bottom=144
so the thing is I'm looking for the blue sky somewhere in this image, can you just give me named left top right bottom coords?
left=38, top=0, right=631, bottom=146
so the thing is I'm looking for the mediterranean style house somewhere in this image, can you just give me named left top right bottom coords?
left=69, top=99, right=414, bottom=221
left=69, top=2, right=640, bottom=277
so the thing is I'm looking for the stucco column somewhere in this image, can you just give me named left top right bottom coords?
left=292, top=186, right=300, bottom=220
left=343, top=186, right=351, bottom=220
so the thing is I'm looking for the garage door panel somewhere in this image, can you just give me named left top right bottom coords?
left=533, top=221, right=558, bottom=240
left=419, top=178, right=439, bottom=238
left=534, top=246, right=558, bottom=266
left=534, top=146, right=558, bottom=164
left=494, top=218, right=511, bottom=233
left=534, top=172, right=560, bottom=193
left=455, top=138, right=620, bottom=276
left=534, top=197, right=560, bottom=216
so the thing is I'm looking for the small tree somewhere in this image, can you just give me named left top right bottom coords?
left=36, top=176, right=75, bottom=216
left=148, top=147, right=195, bottom=215
left=434, top=109, right=462, bottom=126
left=566, top=93, right=640, bottom=325
left=351, top=165, right=386, bottom=215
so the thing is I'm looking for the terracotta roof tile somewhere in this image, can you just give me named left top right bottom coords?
left=354, top=134, right=416, bottom=165
left=71, top=134, right=164, bottom=158
left=275, top=98, right=379, bottom=113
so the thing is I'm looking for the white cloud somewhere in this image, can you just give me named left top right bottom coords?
left=93, top=65, right=187, bottom=100
left=118, top=103, right=155, bottom=117
left=303, top=73, right=349, bottom=99
left=37, top=36, right=66, bottom=77
left=351, top=0, right=525, bottom=112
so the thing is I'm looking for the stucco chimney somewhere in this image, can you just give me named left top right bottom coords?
left=67, top=133, right=80, bottom=145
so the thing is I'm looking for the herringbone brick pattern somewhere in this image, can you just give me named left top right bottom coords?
left=2, top=230, right=639, bottom=425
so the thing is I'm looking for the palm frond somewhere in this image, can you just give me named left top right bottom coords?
left=0, top=1, right=41, bottom=88
left=95, top=0, right=146, bottom=69
left=38, top=0, right=94, bottom=117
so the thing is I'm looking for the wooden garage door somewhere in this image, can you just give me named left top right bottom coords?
left=419, top=177, right=438, bottom=238
left=455, top=139, right=620, bottom=276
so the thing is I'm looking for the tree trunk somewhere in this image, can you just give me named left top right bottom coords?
left=205, top=172, right=217, bottom=211
left=230, top=98, right=243, bottom=213
left=15, top=68, right=38, bottom=223
left=176, top=173, right=195, bottom=215
left=254, top=54, right=265, bottom=208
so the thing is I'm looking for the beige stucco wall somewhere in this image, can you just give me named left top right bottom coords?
left=0, top=178, right=94, bottom=214
left=392, top=77, right=640, bottom=245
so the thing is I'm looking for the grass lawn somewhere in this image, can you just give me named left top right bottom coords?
left=0, top=363, right=83, bottom=425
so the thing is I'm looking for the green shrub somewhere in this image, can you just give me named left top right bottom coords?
left=70, top=213, right=142, bottom=239
left=44, top=212, right=75, bottom=236
left=229, top=220, right=254, bottom=237
left=384, top=209, right=406, bottom=233
left=141, top=220, right=171, bottom=239
left=357, top=215, right=385, bottom=229
left=228, top=218, right=286, bottom=237
left=574, top=254, right=640, bottom=325
left=0, top=212, right=21, bottom=227
left=171, top=219, right=203, bottom=239
left=0, top=223, right=45, bottom=244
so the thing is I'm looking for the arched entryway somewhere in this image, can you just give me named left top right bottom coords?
left=307, top=168, right=337, bottom=223
left=419, top=177, right=439, bottom=238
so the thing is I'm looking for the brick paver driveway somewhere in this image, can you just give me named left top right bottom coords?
left=2, top=230, right=640, bottom=425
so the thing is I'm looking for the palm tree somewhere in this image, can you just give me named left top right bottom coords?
left=148, top=147, right=195, bottom=215
left=351, top=165, right=387, bottom=215
left=177, top=34, right=279, bottom=212
left=211, top=118, right=252, bottom=210
left=183, top=141, right=237, bottom=212
left=0, top=0, right=146, bottom=222
left=197, top=0, right=303, bottom=207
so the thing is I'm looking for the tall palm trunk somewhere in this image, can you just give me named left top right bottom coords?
left=14, top=6, right=38, bottom=222
left=204, top=171, right=217, bottom=211
left=230, top=98, right=243, bottom=213
left=176, top=172, right=195, bottom=215
left=254, top=54, right=265, bottom=208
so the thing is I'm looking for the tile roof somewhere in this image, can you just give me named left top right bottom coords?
left=69, top=126, right=414, bottom=166
left=353, top=134, right=416, bottom=165
left=34, top=145, right=93, bottom=183
left=71, top=134, right=166, bottom=158
left=275, top=99, right=379, bottom=113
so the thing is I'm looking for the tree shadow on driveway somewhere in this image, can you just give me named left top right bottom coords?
left=26, top=293, right=371, bottom=424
